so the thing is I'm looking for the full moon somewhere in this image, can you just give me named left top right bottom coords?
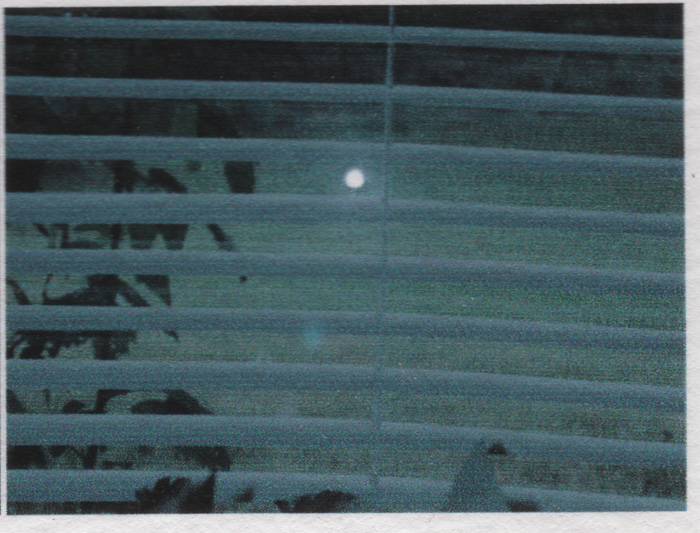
left=344, top=168, right=365, bottom=189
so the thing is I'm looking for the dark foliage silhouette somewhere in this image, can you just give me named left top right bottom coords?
left=7, top=272, right=165, bottom=361
left=487, top=442, right=508, bottom=456
left=235, top=487, right=255, bottom=504
left=275, top=490, right=356, bottom=513
left=131, top=390, right=232, bottom=472
left=507, top=499, right=540, bottom=512
left=135, top=472, right=216, bottom=513
left=7, top=391, right=47, bottom=469
left=6, top=159, right=241, bottom=484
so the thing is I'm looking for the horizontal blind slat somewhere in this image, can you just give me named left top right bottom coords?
left=6, top=193, right=683, bottom=235
left=6, top=249, right=683, bottom=297
left=7, top=306, right=684, bottom=352
left=6, top=135, right=683, bottom=183
left=5, top=469, right=685, bottom=511
left=6, top=76, right=683, bottom=119
left=5, top=15, right=682, bottom=54
left=7, top=414, right=684, bottom=469
left=6, top=360, right=684, bottom=412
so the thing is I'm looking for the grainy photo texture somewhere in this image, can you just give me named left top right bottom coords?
left=4, top=3, right=684, bottom=515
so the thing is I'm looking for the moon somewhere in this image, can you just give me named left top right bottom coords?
left=344, top=168, right=365, bottom=189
